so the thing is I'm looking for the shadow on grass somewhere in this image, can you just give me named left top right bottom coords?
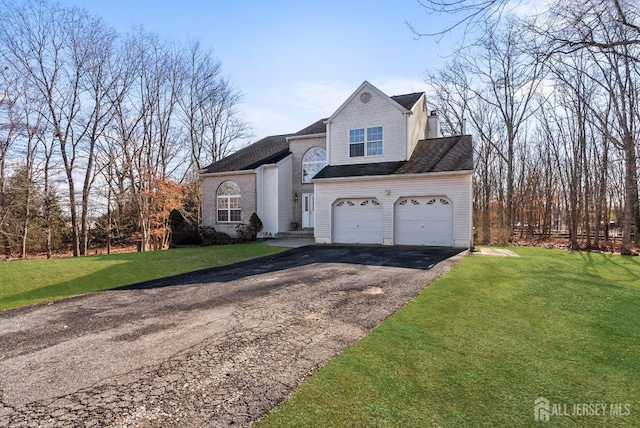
left=579, top=251, right=640, bottom=284
left=0, top=257, right=136, bottom=310
left=115, top=245, right=465, bottom=290
left=2, top=245, right=464, bottom=310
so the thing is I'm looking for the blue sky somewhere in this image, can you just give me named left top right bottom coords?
left=57, top=0, right=462, bottom=143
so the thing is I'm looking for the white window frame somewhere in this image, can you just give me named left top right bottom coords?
left=349, top=126, right=383, bottom=158
left=366, top=126, right=383, bottom=156
left=349, top=128, right=365, bottom=157
left=217, top=181, right=241, bottom=223
left=302, top=147, right=327, bottom=183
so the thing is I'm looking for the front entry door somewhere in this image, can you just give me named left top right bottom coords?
left=302, top=193, right=315, bottom=228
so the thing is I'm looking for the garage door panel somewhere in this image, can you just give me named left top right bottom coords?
left=424, top=220, right=451, bottom=232
left=334, top=199, right=383, bottom=244
left=396, top=210, right=421, bottom=221
left=395, top=197, right=453, bottom=246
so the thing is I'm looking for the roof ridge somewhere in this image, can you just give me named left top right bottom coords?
left=390, top=91, right=423, bottom=97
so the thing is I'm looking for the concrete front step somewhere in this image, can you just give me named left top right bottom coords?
left=279, top=229, right=314, bottom=239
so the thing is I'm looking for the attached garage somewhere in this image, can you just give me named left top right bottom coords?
left=395, top=196, right=453, bottom=246
left=333, top=198, right=383, bottom=244
left=313, top=135, right=473, bottom=248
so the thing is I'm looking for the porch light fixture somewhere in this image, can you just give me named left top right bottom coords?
left=294, top=192, right=298, bottom=201
left=385, top=190, right=391, bottom=195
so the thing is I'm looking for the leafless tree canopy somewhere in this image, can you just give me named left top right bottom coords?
left=422, top=0, right=640, bottom=253
left=0, top=0, right=250, bottom=257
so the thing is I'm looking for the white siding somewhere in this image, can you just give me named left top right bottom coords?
left=407, top=94, right=427, bottom=157
left=276, top=155, right=293, bottom=232
left=255, top=155, right=293, bottom=237
left=328, top=88, right=408, bottom=166
left=314, top=173, right=473, bottom=248
left=259, top=165, right=279, bottom=236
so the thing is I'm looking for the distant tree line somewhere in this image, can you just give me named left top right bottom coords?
left=421, top=0, right=640, bottom=254
left=0, top=0, right=249, bottom=258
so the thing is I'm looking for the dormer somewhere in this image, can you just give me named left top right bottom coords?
left=324, top=81, right=428, bottom=166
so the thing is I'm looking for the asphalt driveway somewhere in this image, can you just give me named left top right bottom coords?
left=0, top=245, right=465, bottom=427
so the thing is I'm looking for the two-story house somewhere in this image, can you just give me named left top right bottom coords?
left=200, top=81, right=473, bottom=248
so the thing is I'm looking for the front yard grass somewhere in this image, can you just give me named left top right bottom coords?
left=0, top=243, right=287, bottom=311
left=258, top=247, right=640, bottom=427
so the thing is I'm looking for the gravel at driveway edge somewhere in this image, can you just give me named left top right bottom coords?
left=0, top=246, right=467, bottom=427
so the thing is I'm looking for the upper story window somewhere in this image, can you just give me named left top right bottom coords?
left=349, top=126, right=383, bottom=157
left=302, top=147, right=327, bottom=183
left=349, top=128, right=365, bottom=157
left=367, top=126, right=383, bottom=155
left=217, top=181, right=241, bottom=222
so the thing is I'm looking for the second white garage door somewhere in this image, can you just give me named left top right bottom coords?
left=333, top=198, right=383, bottom=244
left=395, top=197, right=453, bottom=246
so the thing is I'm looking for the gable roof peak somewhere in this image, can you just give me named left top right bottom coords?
left=327, top=80, right=412, bottom=122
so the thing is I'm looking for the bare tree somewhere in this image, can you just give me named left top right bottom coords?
left=462, top=22, right=545, bottom=236
left=408, top=0, right=520, bottom=41
left=412, top=0, right=640, bottom=48
left=1, top=0, right=252, bottom=256
left=0, top=64, right=21, bottom=257
left=111, top=29, right=187, bottom=251
left=180, top=41, right=250, bottom=172
left=0, top=0, right=117, bottom=256
left=541, top=0, right=640, bottom=253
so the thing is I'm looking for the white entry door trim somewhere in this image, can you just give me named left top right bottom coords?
left=302, top=193, right=315, bottom=228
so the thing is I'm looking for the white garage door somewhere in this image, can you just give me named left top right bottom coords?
left=395, top=197, right=453, bottom=246
left=333, top=199, right=383, bottom=244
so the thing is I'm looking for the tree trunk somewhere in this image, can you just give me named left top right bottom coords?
left=44, top=150, right=53, bottom=260
left=621, top=132, right=636, bottom=255
left=582, top=136, right=591, bottom=250
left=482, top=156, right=491, bottom=244
left=20, top=196, right=30, bottom=259
left=107, top=184, right=112, bottom=255
left=0, top=231, right=11, bottom=260
left=633, top=162, right=640, bottom=247
left=593, top=138, right=608, bottom=249
left=505, top=138, right=514, bottom=240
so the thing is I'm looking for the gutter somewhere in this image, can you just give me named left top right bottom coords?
left=199, top=170, right=255, bottom=178
left=312, top=169, right=474, bottom=183
left=286, top=132, right=327, bottom=142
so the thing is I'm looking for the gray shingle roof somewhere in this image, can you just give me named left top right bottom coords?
left=313, top=135, right=473, bottom=179
left=201, top=92, right=431, bottom=175
left=293, top=118, right=327, bottom=136
left=390, top=92, right=423, bottom=110
left=396, top=135, right=473, bottom=174
left=312, top=161, right=406, bottom=179
left=202, top=134, right=291, bottom=173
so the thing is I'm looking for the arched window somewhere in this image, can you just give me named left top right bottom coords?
left=302, top=147, right=327, bottom=183
left=217, top=181, right=241, bottom=222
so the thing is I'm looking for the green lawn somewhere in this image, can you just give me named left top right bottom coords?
left=258, top=247, right=640, bottom=427
left=0, top=243, right=287, bottom=311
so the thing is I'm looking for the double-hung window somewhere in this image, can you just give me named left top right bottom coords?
left=349, top=126, right=383, bottom=157
left=366, top=126, right=383, bottom=156
left=349, top=128, right=365, bottom=157
left=217, top=181, right=241, bottom=222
